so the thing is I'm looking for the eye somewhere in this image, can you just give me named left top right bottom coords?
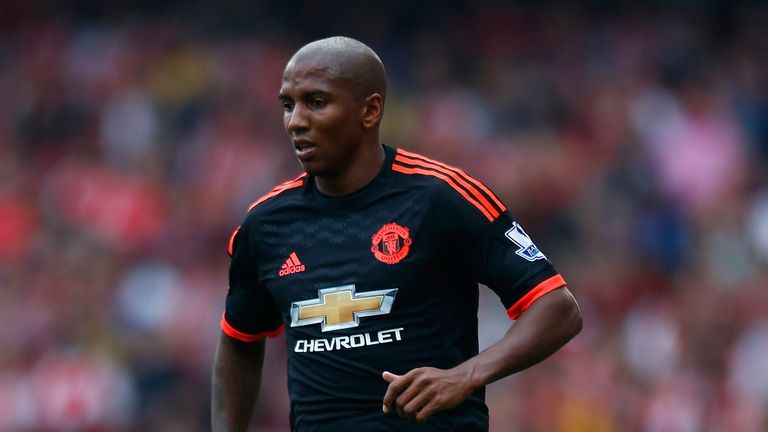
left=309, top=98, right=327, bottom=109
left=281, top=99, right=294, bottom=112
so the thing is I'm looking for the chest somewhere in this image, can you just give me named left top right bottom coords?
left=253, top=190, right=448, bottom=318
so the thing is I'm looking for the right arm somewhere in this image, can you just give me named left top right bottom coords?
left=211, top=333, right=265, bottom=432
left=213, top=220, right=281, bottom=431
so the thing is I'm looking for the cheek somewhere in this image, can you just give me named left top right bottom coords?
left=313, top=107, right=361, bottom=146
left=316, top=114, right=348, bottom=139
left=330, top=113, right=360, bottom=137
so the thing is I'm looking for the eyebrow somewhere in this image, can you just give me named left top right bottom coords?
left=278, top=90, right=330, bottom=101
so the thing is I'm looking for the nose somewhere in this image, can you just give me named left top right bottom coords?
left=285, top=103, right=309, bottom=136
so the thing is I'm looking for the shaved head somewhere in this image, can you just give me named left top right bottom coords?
left=286, top=36, right=387, bottom=102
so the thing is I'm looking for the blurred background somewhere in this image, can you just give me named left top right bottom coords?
left=1, top=0, right=767, bottom=430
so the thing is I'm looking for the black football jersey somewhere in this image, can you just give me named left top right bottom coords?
left=222, top=145, right=566, bottom=431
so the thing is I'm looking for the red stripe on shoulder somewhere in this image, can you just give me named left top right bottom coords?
left=506, top=274, right=566, bottom=319
left=221, top=312, right=284, bottom=342
left=247, top=173, right=306, bottom=212
left=227, top=226, right=240, bottom=256
left=392, top=163, right=495, bottom=221
left=395, top=153, right=500, bottom=218
left=397, top=148, right=506, bottom=212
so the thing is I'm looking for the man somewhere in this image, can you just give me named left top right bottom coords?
left=212, top=36, right=582, bottom=432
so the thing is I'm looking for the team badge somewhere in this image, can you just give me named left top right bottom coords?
left=505, top=222, right=546, bottom=261
left=371, top=222, right=412, bottom=264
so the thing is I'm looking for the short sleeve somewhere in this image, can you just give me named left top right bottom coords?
left=432, top=181, right=566, bottom=319
left=222, top=217, right=283, bottom=341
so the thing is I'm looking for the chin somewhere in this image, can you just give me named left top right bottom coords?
left=298, top=160, right=324, bottom=177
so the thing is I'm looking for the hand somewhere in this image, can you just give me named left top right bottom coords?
left=381, top=367, right=477, bottom=424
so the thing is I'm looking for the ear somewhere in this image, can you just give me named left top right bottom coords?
left=361, top=94, right=384, bottom=128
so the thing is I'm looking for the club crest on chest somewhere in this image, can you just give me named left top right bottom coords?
left=371, top=222, right=412, bottom=265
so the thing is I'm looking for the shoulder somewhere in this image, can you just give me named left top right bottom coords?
left=389, top=147, right=506, bottom=223
left=236, top=172, right=307, bottom=232
left=227, top=173, right=306, bottom=256
left=388, top=147, right=455, bottom=188
left=244, top=172, right=307, bottom=217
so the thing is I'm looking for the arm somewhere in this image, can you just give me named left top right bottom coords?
left=211, top=332, right=266, bottom=432
left=382, top=286, right=582, bottom=423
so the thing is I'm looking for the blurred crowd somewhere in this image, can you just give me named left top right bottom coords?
left=1, top=1, right=767, bottom=431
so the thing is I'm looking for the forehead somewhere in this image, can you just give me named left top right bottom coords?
left=280, top=56, right=347, bottom=95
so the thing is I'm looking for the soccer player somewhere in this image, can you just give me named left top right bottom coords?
left=212, top=36, right=582, bottom=432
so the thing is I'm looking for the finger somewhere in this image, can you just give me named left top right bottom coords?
left=402, top=391, right=431, bottom=423
left=382, top=371, right=400, bottom=383
left=394, top=378, right=428, bottom=419
left=382, top=372, right=408, bottom=413
left=415, top=398, right=443, bottom=424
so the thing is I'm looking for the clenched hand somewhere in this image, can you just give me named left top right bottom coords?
left=381, top=367, right=477, bottom=424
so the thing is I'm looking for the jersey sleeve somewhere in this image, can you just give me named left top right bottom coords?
left=432, top=181, right=566, bottom=319
left=221, top=216, right=284, bottom=341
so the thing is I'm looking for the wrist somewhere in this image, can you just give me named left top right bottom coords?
left=455, top=360, right=488, bottom=393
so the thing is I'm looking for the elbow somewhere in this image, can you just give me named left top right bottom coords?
left=568, top=305, right=583, bottom=340
left=563, top=294, right=583, bottom=342
left=549, top=287, right=582, bottom=343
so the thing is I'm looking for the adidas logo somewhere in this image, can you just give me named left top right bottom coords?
left=279, top=252, right=306, bottom=277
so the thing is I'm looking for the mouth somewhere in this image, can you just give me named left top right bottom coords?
left=293, top=139, right=316, bottom=161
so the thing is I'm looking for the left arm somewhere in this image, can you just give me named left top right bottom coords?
left=382, top=286, right=582, bottom=423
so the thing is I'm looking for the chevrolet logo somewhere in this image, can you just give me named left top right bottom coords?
left=290, top=285, right=398, bottom=332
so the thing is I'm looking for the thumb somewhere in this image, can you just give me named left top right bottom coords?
left=382, top=371, right=400, bottom=383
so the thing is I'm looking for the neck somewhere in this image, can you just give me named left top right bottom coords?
left=315, top=143, right=385, bottom=197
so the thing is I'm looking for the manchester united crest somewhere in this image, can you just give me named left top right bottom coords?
left=371, top=222, right=412, bottom=264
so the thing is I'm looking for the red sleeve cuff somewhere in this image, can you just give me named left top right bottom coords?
left=506, top=274, right=566, bottom=320
left=221, top=312, right=284, bottom=342
left=227, top=226, right=240, bottom=257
